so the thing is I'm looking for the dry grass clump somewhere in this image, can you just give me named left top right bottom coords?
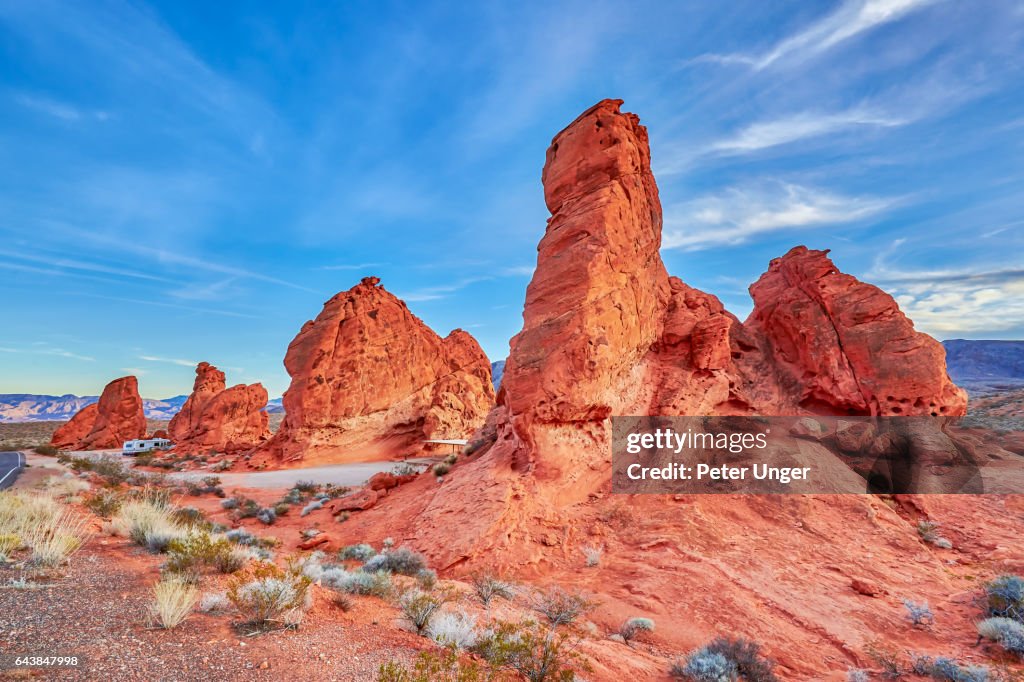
left=114, top=498, right=186, bottom=553
left=0, top=490, right=90, bottom=567
left=149, top=578, right=199, bottom=629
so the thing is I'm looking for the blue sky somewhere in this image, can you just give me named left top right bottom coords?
left=1, top=0, right=1022, bottom=398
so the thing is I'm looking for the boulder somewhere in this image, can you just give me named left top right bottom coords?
left=333, top=488, right=379, bottom=512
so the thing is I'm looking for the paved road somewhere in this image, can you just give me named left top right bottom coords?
left=0, top=451, right=25, bottom=490
left=168, top=458, right=436, bottom=490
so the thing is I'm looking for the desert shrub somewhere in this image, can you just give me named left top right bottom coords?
left=363, top=546, right=427, bottom=576
left=377, top=646, right=492, bottom=682
left=471, top=619, right=587, bottom=681
left=429, top=610, right=479, bottom=649
left=226, top=561, right=311, bottom=627
left=619, top=617, right=655, bottom=644
left=337, top=570, right=393, bottom=597
left=339, top=543, right=377, bottom=561
left=198, top=592, right=230, bottom=613
left=847, top=670, right=869, bottom=682
left=272, top=502, right=290, bottom=517
left=84, top=489, right=122, bottom=518
left=671, top=650, right=737, bottom=681
left=391, top=463, right=417, bottom=477
left=985, top=575, right=1024, bottom=622
left=90, top=455, right=130, bottom=485
left=473, top=573, right=516, bottom=607
left=300, top=499, right=323, bottom=517
left=294, top=480, right=318, bottom=493
left=221, top=497, right=240, bottom=510
left=171, top=506, right=206, bottom=527
left=256, top=508, right=276, bottom=525
left=417, top=568, right=438, bottom=591
left=676, top=637, right=778, bottom=682
left=336, top=511, right=351, bottom=523
left=531, top=587, right=596, bottom=627
left=115, top=498, right=183, bottom=552
left=225, top=528, right=258, bottom=546
left=582, top=545, right=602, bottom=567
left=904, top=599, right=934, bottom=626
left=281, top=488, right=302, bottom=505
left=444, top=453, right=458, bottom=465
left=926, top=657, right=990, bottom=682
left=166, top=531, right=246, bottom=577
left=400, top=589, right=450, bottom=635
left=977, top=617, right=1024, bottom=656
left=433, top=463, right=450, bottom=477
left=34, top=444, right=60, bottom=456
left=149, top=578, right=198, bottom=629
left=321, top=484, right=351, bottom=499
left=236, top=497, right=261, bottom=519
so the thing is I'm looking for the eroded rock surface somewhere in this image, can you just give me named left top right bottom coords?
left=253, top=277, right=494, bottom=463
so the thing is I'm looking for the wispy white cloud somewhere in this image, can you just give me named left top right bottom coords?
left=700, top=0, right=944, bottom=71
left=500, top=265, right=535, bottom=277
left=0, top=344, right=95, bottom=362
left=397, top=276, right=493, bottom=302
left=16, top=93, right=109, bottom=122
left=68, top=292, right=261, bottom=320
left=318, top=263, right=384, bottom=271
left=170, top=277, right=238, bottom=301
left=120, top=367, right=148, bottom=376
left=663, top=182, right=896, bottom=251
left=865, top=239, right=1024, bottom=335
left=139, top=355, right=198, bottom=368
left=707, top=109, right=906, bottom=155
left=0, top=247, right=171, bottom=283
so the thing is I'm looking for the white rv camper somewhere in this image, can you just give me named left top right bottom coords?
left=122, top=438, right=172, bottom=455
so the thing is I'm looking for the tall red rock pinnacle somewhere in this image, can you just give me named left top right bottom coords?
left=168, top=362, right=271, bottom=454
left=51, top=376, right=146, bottom=450
left=253, top=276, right=495, bottom=464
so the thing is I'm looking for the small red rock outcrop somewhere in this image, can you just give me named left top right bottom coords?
left=252, top=277, right=494, bottom=464
left=51, top=376, right=146, bottom=450
left=168, top=362, right=271, bottom=454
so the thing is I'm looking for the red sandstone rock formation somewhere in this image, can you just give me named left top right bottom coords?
left=50, top=403, right=99, bottom=450
left=339, top=98, right=967, bottom=557
left=746, top=245, right=967, bottom=416
left=50, top=376, right=146, bottom=450
left=168, top=362, right=271, bottom=454
left=253, top=277, right=494, bottom=464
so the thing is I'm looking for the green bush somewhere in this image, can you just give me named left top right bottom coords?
left=33, top=444, right=60, bottom=456
left=471, top=620, right=587, bottom=681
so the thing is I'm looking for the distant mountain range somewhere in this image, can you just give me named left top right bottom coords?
left=0, top=393, right=284, bottom=423
left=942, top=340, right=1024, bottom=394
left=0, top=343, right=1017, bottom=423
